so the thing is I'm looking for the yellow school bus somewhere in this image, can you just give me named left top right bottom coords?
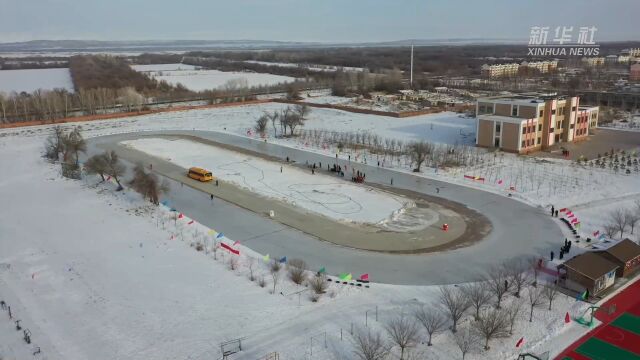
left=187, top=167, right=214, bottom=182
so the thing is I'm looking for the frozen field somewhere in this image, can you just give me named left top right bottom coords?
left=121, top=137, right=410, bottom=224
left=0, top=68, right=74, bottom=93
left=0, top=132, right=595, bottom=360
left=131, top=63, right=295, bottom=91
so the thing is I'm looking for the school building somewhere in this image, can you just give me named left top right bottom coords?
left=475, top=94, right=599, bottom=153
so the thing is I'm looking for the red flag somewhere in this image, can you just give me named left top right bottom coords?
left=178, top=213, right=184, bottom=219
left=106, top=176, right=111, bottom=181
left=232, top=240, right=240, bottom=246
left=565, top=312, right=571, bottom=323
left=515, top=337, right=524, bottom=348
left=497, top=179, right=503, bottom=185
left=187, top=220, right=195, bottom=225
left=360, top=273, right=369, bottom=281
left=220, top=242, right=240, bottom=255
left=593, top=230, right=600, bottom=237
left=559, top=208, right=568, bottom=212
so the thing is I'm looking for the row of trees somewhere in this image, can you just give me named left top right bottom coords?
left=603, top=202, right=640, bottom=239
left=254, top=104, right=311, bottom=137
left=295, top=128, right=480, bottom=171
left=43, top=126, right=169, bottom=203
left=350, top=259, right=561, bottom=360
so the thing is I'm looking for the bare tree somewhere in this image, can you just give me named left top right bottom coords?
left=351, top=327, right=390, bottom=360
left=504, top=259, right=529, bottom=298
left=246, top=257, right=256, bottom=281
left=384, top=314, right=420, bottom=360
left=255, top=114, right=269, bottom=136
left=453, top=326, right=480, bottom=360
left=542, top=283, right=560, bottom=310
left=439, top=286, right=471, bottom=333
left=102, top=150, right=126, bottom=190
left=625, top=208, right=639, bottom=235
left=487, top=266, right=511, bottom=308
left=604, top=223, right=618, bottom=238
left=287, top=258, right=308, bottom=285
left=505, top=298, right=524, bottom=335
left=610, top=209, right=628, bottom=239
left=462, top=281, right=493, bottom=321
left=527, top=286, right=544, bottom=322
left=267, top=110, right=279, bottom=137
left=414, top=305, right=447, bottom=346
left=308, top=275, right=329, bottom=295
left=529, top=256, right=541, bottom=287
left=408, top=141, right=433, bottom=172
left=270, top=260, right=282, bottom=294
left=62, top=127, right=86, bottom=167
left=128, top=163, right=170, bottom=204
left=84, top=153, right=108, bottom=181
left=474, top=307, right=509, bottom=350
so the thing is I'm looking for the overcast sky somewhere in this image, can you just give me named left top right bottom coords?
left=1, top=0, right=638, bottom=43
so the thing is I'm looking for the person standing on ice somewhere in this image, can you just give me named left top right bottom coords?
left=551, top=205, right=555, bottom=216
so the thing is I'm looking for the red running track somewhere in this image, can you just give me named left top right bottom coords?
left=554, top=278, right=640, bottom=360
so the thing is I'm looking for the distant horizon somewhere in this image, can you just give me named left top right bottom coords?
left=1, top=0, right=638, bottom=44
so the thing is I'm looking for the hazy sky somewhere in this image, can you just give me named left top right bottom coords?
left=1, top=0, right=638, bottom=43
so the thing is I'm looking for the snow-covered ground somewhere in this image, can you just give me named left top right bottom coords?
left=0, top=68, right=74, bottom=93
left=121, top=138, right=411, bottom=225
left=0, top=133, right=595, bottom=360
left=130, top=63, right=295, bottom=91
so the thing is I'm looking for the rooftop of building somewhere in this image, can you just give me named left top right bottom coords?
left=560, top=251, right=619, bottom=280
left=477, top=114, right=530, bottom=124
left=478, top=92, right=573, bottom=104
left=598, top=239, right=640, bottom=263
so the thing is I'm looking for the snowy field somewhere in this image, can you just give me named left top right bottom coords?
left=0, top=68, right=74, bottom=93
left=0, top=131, right=596, bottom=360
left=121, top=138, right=411, bottom=225
left=131, top=63, right=295, bottom=91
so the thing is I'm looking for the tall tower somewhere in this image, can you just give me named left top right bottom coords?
left=410, top=44, right=414, bottom=88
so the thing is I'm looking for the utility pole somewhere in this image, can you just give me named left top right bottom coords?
left=410, top=44, right=414, bottom=88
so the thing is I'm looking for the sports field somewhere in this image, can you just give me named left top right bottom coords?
left=558, top=280, right=640, bottom=360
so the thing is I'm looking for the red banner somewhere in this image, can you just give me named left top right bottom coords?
left=221, top=242, right=240, bottom=255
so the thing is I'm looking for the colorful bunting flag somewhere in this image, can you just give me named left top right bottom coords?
left=232, top=240, right=240, bottom=246
left=360, top=273, right=369, bottom=281
left=318, top=267, right=326, bottom=274
left=559, top=208, right=568, bottom=212
left=221, top=242, right=240, bottom=255
left=208, top=229, right=216, bottom=235
left=515, top=337, right=524, bottom=348
left=565, top=312, right=571, bottom=323
left=187, top=220, right=195, bottom=225
left=593, top=230, right=600, bottom=237
left=216, top=233, right=224, bottom=239
left=279, top=256, right=287, bottom=263
left=263, top=254, right=270, bottom=262
left=339, top=273, right=352, bottom=281
left=178, top=213, right=184, bottom=219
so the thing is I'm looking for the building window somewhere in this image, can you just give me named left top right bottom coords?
left=539, top=109, right=544, bottom=117
left=538, top=124, right=542, bottom=131
left=550, top=127, right=554, bottom=132
left=522, top=127, right=526, bottom=134
left=551, top=109, right=556, bottom=115
left=556, top=121, right=560, bottom=128
left=494, top=138, right=500, bottom=147
left=521, top=140, right=525, bottom=148
left=572, top=106, right=577, bottom=111
left=495, top=123, right=501, bottom=133
left=570, top=123, right=575, bottom=129
left=537, top=137, right=541, bottom=144
left=512, top=106, right=518, bottom=116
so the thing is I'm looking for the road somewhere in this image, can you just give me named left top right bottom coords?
left=87, top=130, right=564, bottom=285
